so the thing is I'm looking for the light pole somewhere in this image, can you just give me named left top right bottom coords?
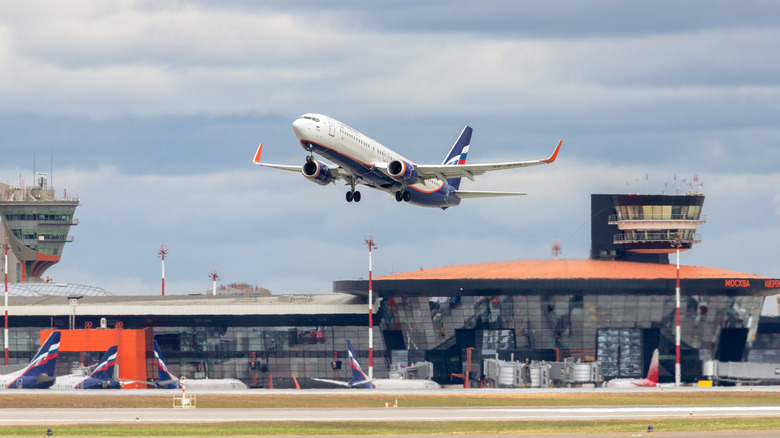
left=2, top=238, right=9, bottom=365
left=158, top=244, right=168, bottom=296
left=674, top=232, right=682, bottom=386
left=364, top=234, right=377, bottom=380
left=209, top=267, right=220, bottom=296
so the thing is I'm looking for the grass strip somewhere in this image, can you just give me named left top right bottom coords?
left=4, top=391, right=780, bottom=409
left=2, top=418, right=780, bottom=436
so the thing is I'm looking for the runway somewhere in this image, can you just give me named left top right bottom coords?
left=2, top=405, right=780, bottom=425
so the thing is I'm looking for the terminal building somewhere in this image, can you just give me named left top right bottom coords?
left=3, top=191, right=780, bottom=387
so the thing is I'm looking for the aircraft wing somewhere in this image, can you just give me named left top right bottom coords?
left=252, top=143, right=352, bottom=183
left=414, top=140, right=562, bottom=182
left=311, top=378, right=352, bottom=387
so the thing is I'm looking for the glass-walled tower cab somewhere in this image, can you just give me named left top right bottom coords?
left=0, top=176, right=79, bottom=283
left=592, top=193, right=706, bottom=264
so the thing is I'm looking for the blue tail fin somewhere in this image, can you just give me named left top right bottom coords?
left=7, top=331, right=60, bottom=389
left=89, top=346, right=118, bottom=380
left=153, top=340, right=181, bottom=389
left=441, top=126, right=472, bottom=190
left=346, top=339, right=374, bottom=388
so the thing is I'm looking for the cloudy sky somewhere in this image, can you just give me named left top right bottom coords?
left=1, top=1, right=778, bottom=297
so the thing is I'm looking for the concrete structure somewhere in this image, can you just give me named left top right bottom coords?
left=2, top=192, right=779, bottom=388
left=0, top=176, right=79, bottom=283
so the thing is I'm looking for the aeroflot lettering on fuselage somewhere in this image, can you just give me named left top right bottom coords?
left=766, top=280, right=780, bottom=288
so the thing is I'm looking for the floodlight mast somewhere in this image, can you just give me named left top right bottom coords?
left=674, top=232, right=681, bottom=386
left=3, top=238, right=8, bottom=365
left=209, top=267, right=220, bottom=296
left=364, top=234, right=377, bottom=380
left=158, top=244, right=169, bottom=296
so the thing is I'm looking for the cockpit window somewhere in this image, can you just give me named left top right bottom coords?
left=300, top=115, right=321, bottom=122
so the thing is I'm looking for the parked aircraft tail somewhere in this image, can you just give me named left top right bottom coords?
left=440, top=126, right=473, bottom=190
left=646, top=349, right=659, bottom=384
left=346, top=339, right=375, bottom=388
left=87, top=346, right=118, bottom=381
left=6, top=331, right=60, bottom=389
left=74, top=345, right=121, bottom=389
left=153, top=340, right=181, bottom=389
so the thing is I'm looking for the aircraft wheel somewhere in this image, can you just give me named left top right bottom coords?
left=403, top=190, right=412, bottom=202
left=395, top=191, right=403, bottom=202
left=353, top=191, right=361, bottom=202
left=346, top=191, right=353, bottom=202
left=306, top=155, right=313, bottom=163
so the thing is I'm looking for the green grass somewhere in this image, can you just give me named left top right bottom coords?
left=4, top=391, right=780, bottom=409
left=3, top=418, right=780, bottom=436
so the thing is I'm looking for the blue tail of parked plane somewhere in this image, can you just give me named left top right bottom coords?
left=440, top=126, right=473, bottom=190
left=346, top=339, right=375, bottom=388
left=75, top=346, right=121, bottom=389
left=5, top=331, right=60, bottom=389
left=153, top=340, right=181, bottom=389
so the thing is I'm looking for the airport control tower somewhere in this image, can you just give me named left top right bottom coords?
left=591, top=192, right=706, bottom=264
left=0, top=174, right=79, bottom=283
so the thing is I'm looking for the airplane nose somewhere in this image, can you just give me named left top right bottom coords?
left=292, top=118, right=307, bottom=139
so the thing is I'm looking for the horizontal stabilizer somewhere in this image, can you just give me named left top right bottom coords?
left=311, top=378, right=351, bottom=387
left=455, top=190, right=527, bottom=199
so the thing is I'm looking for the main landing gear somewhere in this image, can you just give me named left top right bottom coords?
left=346, top=190, right=361, bottom=202
left=346, top=177, right=361, bottom=203
left=395, top=190, right=411, bottom=202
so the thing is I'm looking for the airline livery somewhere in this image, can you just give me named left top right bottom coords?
left=604, top=349, right=660, bottom=388
left=52, top=346, right=121, bottom=390
left=149, top=341, right=247, bottom=390
left=312, top=340, right=440, bottom=389
left=253, top=114, right=562, bottom=209
left=0, top=331, right=60, bottom=389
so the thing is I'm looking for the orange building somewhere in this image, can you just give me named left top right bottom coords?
left=41, top=328, right=153, bottom=389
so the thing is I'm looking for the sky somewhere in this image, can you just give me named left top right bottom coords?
left=1, top=1, right=778, bottom=299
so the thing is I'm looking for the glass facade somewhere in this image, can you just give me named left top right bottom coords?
left=1, top=290, right=768, bottom=387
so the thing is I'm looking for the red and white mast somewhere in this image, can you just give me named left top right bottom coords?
left=158, top=244, right=168, bottom=296
left=3, top=238, right=9, bottom=366
left=209, top=267, right=220, bottom=296
left=364, top=234, right=377, bottom=380
left=674, top=232, right=681, bottom=386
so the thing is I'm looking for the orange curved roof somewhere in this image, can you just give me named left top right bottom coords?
left=377, top=259, right=771, bottom=281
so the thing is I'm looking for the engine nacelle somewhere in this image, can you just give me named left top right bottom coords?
left=302, top=160, right=334, bottom=186
left=388, top=160, right=419, bottom=185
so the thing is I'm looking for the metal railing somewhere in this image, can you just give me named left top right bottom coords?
left=613, top=232, right=701, bottom=244
left=608, top=213, right=707, bottom=223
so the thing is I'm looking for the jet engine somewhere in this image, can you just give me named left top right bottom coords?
left=388, top=160, right=419, bottom=185
left=302, top=160, right=334, bottom=186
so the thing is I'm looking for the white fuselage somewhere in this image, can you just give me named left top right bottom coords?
left=292, top=114, right=447, bottom=195
left=180, top=378, right=248, bottom=391
left=369, top=378, right=441, bottom=390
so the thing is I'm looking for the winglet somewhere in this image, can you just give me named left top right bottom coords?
left=253, top=143, right=264, bottom=164
left=542, top=140, right=562, bottom=164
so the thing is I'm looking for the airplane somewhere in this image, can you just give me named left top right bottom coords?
left=51, top=346, right=121, bottom=390
left=312, top=340, right=441, bottom=389
left=253, top=113, right=562, bottom=209
left=149, top=340, right=247, bottom=390
left=604, top=349, right=660, bottom=388
left=0, top=331, right=60, bottom=389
